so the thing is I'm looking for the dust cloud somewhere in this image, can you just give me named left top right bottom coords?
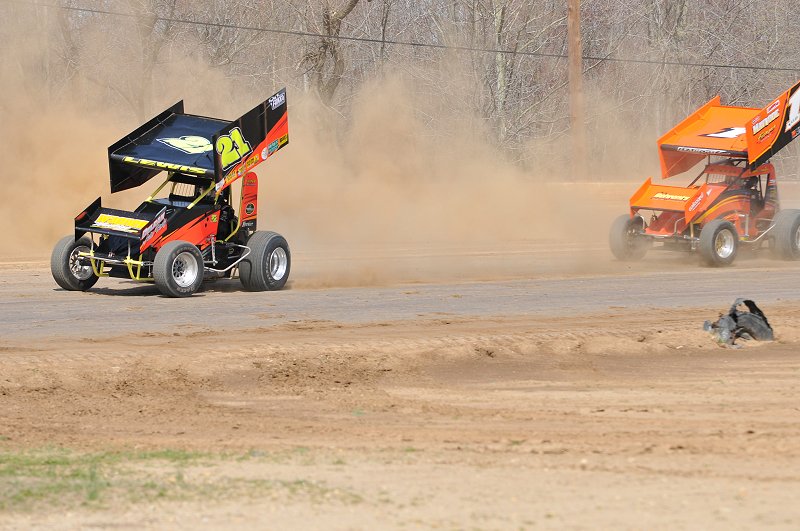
left=0, top=7, right=655, bottom=285
left=264, top=75, right=634, bottom=285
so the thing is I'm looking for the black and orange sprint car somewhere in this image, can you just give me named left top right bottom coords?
left=610, top=80, right=800, bottom=266
left=51, top=89, right=290, bottom=297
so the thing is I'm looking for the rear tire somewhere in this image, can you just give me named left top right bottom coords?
left=51, top=235, right=99, bottom=291
left=771, top=209, right=800, bottom=260
left=153, top=241, right=204, bottom=297
left=609, top=214, right=648, bottom=261
left=239, top=231, right=291, bottom=291
left=699, top=219, right=738, bottom=267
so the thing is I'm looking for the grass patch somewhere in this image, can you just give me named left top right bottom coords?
left=0, top=447, right=361, bottom=512
left=0, top=448, right=204, bottom=511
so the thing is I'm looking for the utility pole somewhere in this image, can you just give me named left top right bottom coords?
left=567, top=0, right=587, bottom=180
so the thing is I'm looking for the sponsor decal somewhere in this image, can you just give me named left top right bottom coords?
left=156, top=136, right=212, bottom=154
left=245, top=203, right=255, bottom=215
left=757, top=124, right=777, bottom=143
left=210, top=214, right=218, bottom=223
left=688, top=194, right=703, bottom=212
left=93, top=213, right=149, bottom=233
left=236, top=153, right=261, bottom=177
left=141, top=210, right=167, bottom=244
left=261, top=134, right=288, bottom=159
left=676, top=146, right=729, bottom=155
left=766, top=99, right=781, bottom=114
left=242, top=219, right=256, bottom=230
left=653, top=192, right=691, bottom=201
left=219, top=170, right=239, bottom=191
left=268, top=91, right=286, bottom=110
left=752, top=110, right=780, bottom=135
left=123, top=156, right=207, bottom=175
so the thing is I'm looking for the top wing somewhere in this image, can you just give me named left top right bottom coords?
left=108, top=103, right=227, bottom=193
left=657, top=80, right=800, bottom=179
left=107, top=88, right=289, bottom=194
left=658, top=96, right=760, bottom=179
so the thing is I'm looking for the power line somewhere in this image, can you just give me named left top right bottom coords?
left=4, top=0, right=800, bottom=74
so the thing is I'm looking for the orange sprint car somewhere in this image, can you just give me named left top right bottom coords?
left=611, top=81, right=800, bottom=266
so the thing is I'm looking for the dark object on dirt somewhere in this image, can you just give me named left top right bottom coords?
left=704, top=299, right=773, bottom=346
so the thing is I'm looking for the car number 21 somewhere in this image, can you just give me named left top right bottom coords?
left=216, top=127, right=252, bottom=171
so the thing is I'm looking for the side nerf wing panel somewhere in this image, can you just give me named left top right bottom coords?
left=747, top=80, right=800, bottom=168
left=214, top=88, right=288, bottom=193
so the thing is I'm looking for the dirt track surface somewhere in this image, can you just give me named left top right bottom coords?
left=1, top=252, right=800, bottom=529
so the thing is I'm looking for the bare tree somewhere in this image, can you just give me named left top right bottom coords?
left=301, top=0, right=364, bottom=104
left=14, top=0, right=800, bottom=176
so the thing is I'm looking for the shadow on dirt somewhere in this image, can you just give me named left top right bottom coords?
left=77, top=278, right=293, bottom=297
left=83, top=284, right=166, bottom=297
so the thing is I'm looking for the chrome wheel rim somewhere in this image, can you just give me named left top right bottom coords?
left=69, top=245, right=93, bottom=281
left=715, top=229, right=735, bottom=259
left=172, top=251, right=199, bottom=288
left=268, top=247, right=288, bottom=281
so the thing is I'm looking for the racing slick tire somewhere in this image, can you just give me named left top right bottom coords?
left=609, top=214, right=649, bottom=261
left=51, top=235, right=100, bottom=291
left=699, top=219, right=738, bottom=267
left=771, top=209, right=800, bottom=260
left=239, top=231, right=291, bottom=291
left=153, top=241, right=204, bottom=297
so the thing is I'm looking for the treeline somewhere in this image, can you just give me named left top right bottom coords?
left=5, top=0, right=800, bottom=176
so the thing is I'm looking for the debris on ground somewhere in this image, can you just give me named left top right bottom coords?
left=703, top=299, right=774, bottom=347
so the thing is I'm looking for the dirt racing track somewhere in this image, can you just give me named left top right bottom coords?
left=1, top=243, right=799, bottom=530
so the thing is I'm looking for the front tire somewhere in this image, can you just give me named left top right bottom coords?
left=699, top=219, right=738, bottom=267
left=153, top=241, right=204, bottom=297
left=609, top=214, right=648, bottom=261
left=51, top=235, right=99, bottom=291
left=239, top=231, right=291, bottom=291
left=771, top=209, right=800, bottom=260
